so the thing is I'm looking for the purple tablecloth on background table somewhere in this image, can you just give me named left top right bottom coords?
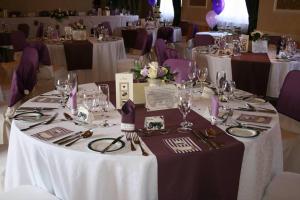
left=231, top=53, right=271, bottom=96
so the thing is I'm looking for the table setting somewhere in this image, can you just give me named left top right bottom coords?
left=4, top=66, right=283, bottom=200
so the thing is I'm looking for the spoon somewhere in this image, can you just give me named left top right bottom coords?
left=65, top=130, right=93, bottom=147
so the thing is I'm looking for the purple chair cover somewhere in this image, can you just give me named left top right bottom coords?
left=163, top=59, right=190, bottom=83
left=277, top=70, right=300, bottom=122
left=157, top=27, right=174, bottom=43
left=29, top=41, right=51, bottom=65
left=17, top=23, right=30, bottom=38
left=143, top=33, right=153, bottom=55
left=36, top=24, right=44, bottom=38
left=121, top=29, right=136, bottom=50
left=8, top=47, right=39, bottom=107
left=10, top=31, right=28, bottom=51
left=99, top=21, right=112, bottom=36
left=193, top=34, right=215, bottom=47
left=155, top=39, right=180, bottom=65
left=134, top=28, right=149, bottom=52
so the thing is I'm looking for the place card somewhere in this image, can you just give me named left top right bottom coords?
left=32, top=127, right=72, bottom=141
left=239, top=34, right=249, bottom=52
left=145, top=85, right=178, bottom=111
left=115, top=73, right=134, bottom=109
left=31, top=97, right=61, bottom=103
left=144, top=116, right=165, bottom=130
left=237, top=114, right=272, bottom=124
left=164, top=137, right=201, bottom=154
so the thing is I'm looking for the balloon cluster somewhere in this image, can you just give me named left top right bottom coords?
left=206, top=0, right=225, bottom=29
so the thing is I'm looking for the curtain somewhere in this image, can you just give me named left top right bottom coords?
left=172, top=0, right=181, bottom=26
left=245, top=0, right=260, bottom=34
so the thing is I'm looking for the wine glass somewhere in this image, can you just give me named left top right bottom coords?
left=55, top=79, right=69, bottom=107
left=97, top=84, right=110, bottom=112
left=197, top=67, right=208, bottom=92
left=216, top=71, right=226, bottom=95
left=177, top=87, right=193, bottom=132
left=222, top=80, right=236, bottom=100
left=83, top=90, right=97, bottom=112
left=188, top=61, right=197, bottom=84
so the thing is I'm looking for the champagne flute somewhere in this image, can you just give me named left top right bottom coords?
left=188, top=61, right=197, bottom=84
left=177, top=87, right=193, bottom=132
left=97, top=84, right=110, bottom=112
left=216, top=71, right=226, bottom=95
left=197, top=67, right=208, bottom=92
left=55, top=79, right=68, bottom=107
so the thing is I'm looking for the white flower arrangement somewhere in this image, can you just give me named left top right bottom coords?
left=250, top=30, right=268, bottom=41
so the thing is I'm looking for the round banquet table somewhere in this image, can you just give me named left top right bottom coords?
left=5, top=83, right=283, bottom=200
left=46, top=37, right=126, bottom=82
left=192, top=47, right=300, bottom=98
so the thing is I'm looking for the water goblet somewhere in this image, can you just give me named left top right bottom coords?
left=83, top=90, right=97, bottom=112
left=97, top=84, right=110, bottom=112
left=188, top=61, right=197, bottom=84
left=177, top=87, right=193, bottom=132
left=55, top=79, right=68, bottom=107
left=197, top=67, right=208, bottom=91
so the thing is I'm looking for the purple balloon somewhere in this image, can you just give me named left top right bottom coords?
left=206, top=10, right=218, bottom=29
left=148, top=0, right=157, bottom=7
left=213, top=0, right=225, bottom=15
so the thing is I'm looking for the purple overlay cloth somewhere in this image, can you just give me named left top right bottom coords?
left=163, top=58, right=190, bottom=83
left=136, top=107, right=245, bottom=200
left=193, top=34, right=215, bottom=47
left=277, top=70, right=300, bottom=122
left=99, top=21, right=113, bottom=36
left=17, top=23, right=30, bottom=38
left=157, top=26, right=174, bottom=43
left=231, top=53, right=271, bottom=96
left=8, top=47, right=39, bottom=107
left=155, top=39, right=180, bottom=66
left=63, top=40, right=93, bottom=70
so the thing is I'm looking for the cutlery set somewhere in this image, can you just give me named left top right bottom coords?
left=191, top=129, right=222, bottom=150
left=125, top=132, right=148, bottom=156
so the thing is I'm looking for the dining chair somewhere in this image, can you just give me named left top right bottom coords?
left=193, top=34, right=215, bottom=47
left=17, top=23, right=30, bottom=38
left=36, top=23, right=44, bottom=38
left=155, top=39, right=180, bottom=65
left=263, top=172, right=300, bottom=200
left=163, top=58, right=190, bottom=83
left=277, top=70, right=300, bottom=173
left=10, top=31, right=28, bottom=52
left=186, top=23, right=199, bottom=41
left=3, top=47, right=39, bottom=142
left=157, top=26, right=174, bottom=43
left=99, top=21, right=112, bottom=36
left=0, top=185, right=59, bottom=200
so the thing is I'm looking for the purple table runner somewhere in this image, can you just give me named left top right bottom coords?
left=136, top=107, right=244, bottom=200
left=63, top=40, right=92, bottom=70
left=231, top=53, right=271, bottom=96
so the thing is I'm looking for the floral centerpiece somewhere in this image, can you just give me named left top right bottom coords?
left=50, top=9, right=69, bottom=22
left=250, top=30, right=268, bottom=53
left=132, top=61, right=176, bottom=85
left=70, top=20, right=87, bottom=40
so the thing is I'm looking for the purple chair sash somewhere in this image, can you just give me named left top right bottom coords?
left=277, top=70, right=300, bottom=122
left=8, top=47, right=39, bottom=107
left=29, top=41, right=51, bottom=65
left=163, top=58, right=190, bottom=83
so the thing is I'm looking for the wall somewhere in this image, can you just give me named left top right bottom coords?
left=0, top=0, right=93, bottom=12
left=181, top=0, right=300, bottom=41
left=257, top=0, right=300, bottom=42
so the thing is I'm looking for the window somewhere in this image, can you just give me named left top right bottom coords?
left=160, top=0, right=175, bottom=22
left=215, top=0, right=249, bottom=32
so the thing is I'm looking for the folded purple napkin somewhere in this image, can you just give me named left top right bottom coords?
left=211, top=95, right=219, bottom=118
left=121, top=99, right=135, bottom=132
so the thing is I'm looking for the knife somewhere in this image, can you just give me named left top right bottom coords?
left=191, top=130, right=213, bottom=150
left=20, top=113, right=58, bottom=131
left=198, top=130, right=220, bottom=150
left=101, top=135, right=124, bottom=154
left=17, top=107, right=58, bottom=112
left=53, top=131, right=82, bottom=144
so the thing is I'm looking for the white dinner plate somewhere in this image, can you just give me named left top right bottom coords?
left=88, top=138, right=125, bottom=152
left=226, top=127, right=259, bottom=138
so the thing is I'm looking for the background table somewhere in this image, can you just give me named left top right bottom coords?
left=1, top=15, right=139, bottom=38
left=192, top=49, right=300, bottom=98
left=46, top=37, right=126, bottom=82
left=5, top=83, right=283, bottom=200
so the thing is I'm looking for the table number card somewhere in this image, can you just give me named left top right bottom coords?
left=115, top=73, right=134, bottom=109
left=239, top=34, right=249, bottom=53
left=145, top=85, right=178, bottom=111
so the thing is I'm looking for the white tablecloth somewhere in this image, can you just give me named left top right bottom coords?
left=5, top=83, right=283, bottom=200
left=46, top=37, right=126, bottom=82
left=192, top=49, right=300, bottom=98
left=2, top=15, right=139, bottom=38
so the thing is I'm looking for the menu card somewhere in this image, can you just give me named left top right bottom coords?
left=237, top=114, right=272, bottom=124
left=164, top=137, right=202, bottom=154
left=32, top=127, right=73, bottom=141
left=115, top=73, right=134, bottom=109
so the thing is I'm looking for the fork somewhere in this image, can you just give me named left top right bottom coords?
left=133, top=134, right=149, bottom=156
left=125, top=132, right=136, bottom=151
